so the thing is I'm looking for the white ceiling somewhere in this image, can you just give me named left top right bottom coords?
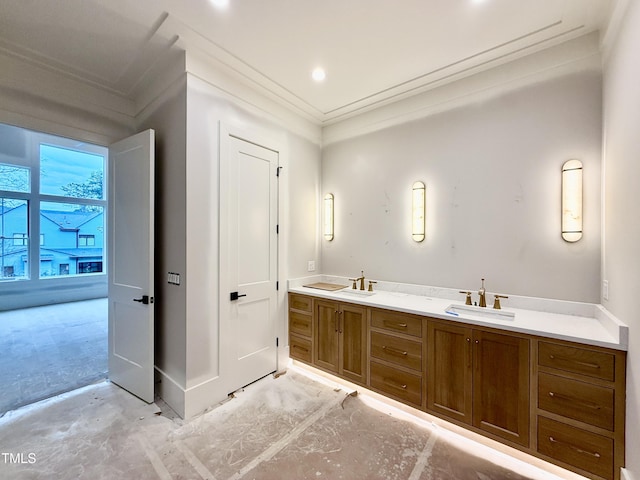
left=0, top=0, right=614, bottom=125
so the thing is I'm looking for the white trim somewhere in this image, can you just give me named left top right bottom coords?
left=621, top=468, right=636, bottom=480
left=322, top=32, right=602, bottom=146
left=154, top=367, right=186, bottom=418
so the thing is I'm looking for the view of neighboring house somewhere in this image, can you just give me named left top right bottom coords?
left=0, top=203, right=104, bottom=279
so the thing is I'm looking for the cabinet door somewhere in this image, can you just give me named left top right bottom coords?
left=427, top=321, right=473, bottom=425
left=473, top=329, right=530, bottom=447
left=314, top=299, right=340, bottom=373
left=339, top=303, right=367, bottom=385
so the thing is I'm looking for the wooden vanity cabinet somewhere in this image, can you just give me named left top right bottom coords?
left=534, top=340, right=626, bottom=480
left=369, top=308, right=425, bottom=408
left=427, top=320, right=530, bottom=448
left=314, top=299, right=367, bottom=385
left=288, top=293, right=313, bottom=363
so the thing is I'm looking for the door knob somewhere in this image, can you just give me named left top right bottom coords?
left=133, top=295, right=152, bottom=305
left=230, top=292, right=247, bottom=301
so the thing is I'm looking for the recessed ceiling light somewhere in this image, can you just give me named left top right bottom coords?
left=312, top=67, right=326, bottom=82
left=211, top=0, right=229, bottom=9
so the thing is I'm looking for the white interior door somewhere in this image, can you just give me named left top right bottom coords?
left=222, top=134, right=278, bottom=393
left=108, top=130, right=155, bottom=403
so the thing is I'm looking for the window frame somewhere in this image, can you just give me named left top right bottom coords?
left=0, top=124, right=108, bottom=286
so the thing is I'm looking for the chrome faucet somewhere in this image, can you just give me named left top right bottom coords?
left=478, top=278, right=487, bottom=307
left=349, top=270, right=366, bottom=290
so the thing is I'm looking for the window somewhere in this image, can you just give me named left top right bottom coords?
left=0, top=123, right=107, bottom=282
left=0, top=198, right=29, bottom=280
left=78, top=234, right=95, bottom=247
left=78, top=261, right=102, bottom=274
left=13, top=233, right=28, bottom=246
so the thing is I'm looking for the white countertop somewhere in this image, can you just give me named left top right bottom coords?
left=288, top=276, right=628, bottom=351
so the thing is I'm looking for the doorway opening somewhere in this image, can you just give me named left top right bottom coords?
left=0, top=123, right=108, bottom=415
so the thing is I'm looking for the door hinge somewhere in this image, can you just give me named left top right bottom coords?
left=276, top=281, right=279, bottom=291
left=276, top=337, right=279, bottom=347
left=276, top=224, right=279, bottom=234
left=277, top=166, right=283, bottom=177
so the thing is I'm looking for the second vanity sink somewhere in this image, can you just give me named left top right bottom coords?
left=339, top=289, right=377, bottom=297
left=445, top=304, right=515, bottom=321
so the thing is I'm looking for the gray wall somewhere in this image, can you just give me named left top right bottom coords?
left=321, top=70, right=602, bottom=302
left=602, top=1, right=640, bottom=478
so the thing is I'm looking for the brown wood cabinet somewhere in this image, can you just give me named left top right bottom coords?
left=535, top=340, right=626, bottom=480
left=369, top=308, right=425, bottom=408
left=288, top=293, right=314, bottom=363
left=427, top=320, right=530, bottom=447
left=314, top=299, right=367, bottom=385
left=288, top=293, right=626, bottom=480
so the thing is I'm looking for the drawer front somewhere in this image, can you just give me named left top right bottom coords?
left=370, top=331, right=422, bottom=371
left=371, top=309, right=422, bottom=337
left=539, top=342, right=615, bottom=381
left=538, top=373, right=614, bottom=431
left=289, top=293, right=313, bottom=313
left=538, top=416, right=613, bottom=480
left=289, top=334, right=312, bottom=363
left=370, top=361, right=422, bottom=406
left=290, top=311, right=312, bottom=337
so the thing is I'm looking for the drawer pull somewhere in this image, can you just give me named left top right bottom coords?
left=383, top=320, right=408, bottom=328
left=548, top=355, right=600, bottom=369
left=548, top=436, right=601, bottom=458
left=548, top=391, right=601, bottom=410
left=382, top=345, right=408, bottom=356
left=383, top=377, right=407, bottom=390
left=292, top=345, right=309, bottom=353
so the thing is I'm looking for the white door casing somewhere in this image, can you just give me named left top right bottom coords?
left=108, top=129, right=155, bottom=403
left=220, top=129, right=279, bottom=394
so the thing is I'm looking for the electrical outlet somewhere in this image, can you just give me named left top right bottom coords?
left=603, top=280, right=609, bottom=301
left=307, top=260, right=316, bottom=272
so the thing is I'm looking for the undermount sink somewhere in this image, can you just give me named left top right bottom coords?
left=339, top=289, right=377, bottom=297
left=444, top=304, right=515, bottom=321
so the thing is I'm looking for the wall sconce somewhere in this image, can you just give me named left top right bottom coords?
left=323, top=193, right=334, bottom=241
left=412, top=181, right=425, bottom=242
left=561, top=159, right=583, bottom=242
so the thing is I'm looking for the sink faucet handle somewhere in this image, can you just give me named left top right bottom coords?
left=348, top=278, right=358, bottom=289
left=368, top=280, right=377, bottom=292
left=493, top=294, right=509, bottom=310
left=459, top=291, right=473, bottom=305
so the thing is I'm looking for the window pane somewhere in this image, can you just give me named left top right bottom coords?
left=40, top=145, right=105, bottom=200
left=0, top=198, right=29, bottom=280
left=40, top=201, right=104, bottom=278
left=0, top=163, right=30, bottom=193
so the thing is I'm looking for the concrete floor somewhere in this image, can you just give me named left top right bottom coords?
left=0, top=369, right=578, bottom=480
left=0, top=298, right=107, bottom=415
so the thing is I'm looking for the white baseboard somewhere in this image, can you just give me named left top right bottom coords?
left=154, top=367, right=186, bottom=418
left=622, top=468, right=635, bottom=480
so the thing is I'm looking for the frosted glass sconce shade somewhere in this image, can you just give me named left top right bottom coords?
left=324, top=193, right=334, bottom=241
left=561, top=159, right=583, bottom=242
left=412, top=181, right=425, bottom=242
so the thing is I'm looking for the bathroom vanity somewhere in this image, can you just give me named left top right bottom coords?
left=288, top=280, right=627, bottom=480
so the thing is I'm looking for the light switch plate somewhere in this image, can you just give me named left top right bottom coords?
left=307, top=261, right=316, bottom=272
left=603, top=280, right=609, bottom=301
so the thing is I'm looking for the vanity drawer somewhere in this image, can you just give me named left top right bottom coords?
left=289, top=334, right=312, bottom=363
left=370, top=361, right=422, bottom=406
left=289, top=293, right=312, bottom=313
left=538, top=373, right=614, bottom=431
left=371, top=309, right=422, bottom=338
left=538, top=416, right=613, bottom=480
left=370, top=331, right=422, bottom=371
left=539, top=342, right=615, bottom=381
left=290, top=311, right=312, bottom=337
